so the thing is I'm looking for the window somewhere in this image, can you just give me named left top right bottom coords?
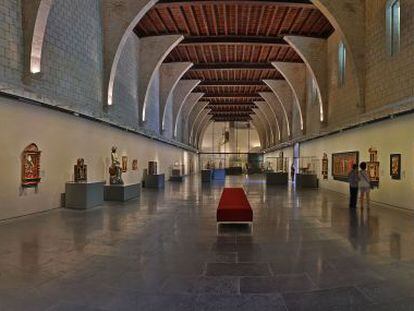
left=310, top=76, right=318, bottom=106
left=387, top=0, right=400, bottom=56
left=338, top=42, right=346, bottom=87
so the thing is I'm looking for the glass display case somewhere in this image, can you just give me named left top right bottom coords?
left=264, top=156, right=289, bottom=173
left=297, top=156, right=319, bottom=175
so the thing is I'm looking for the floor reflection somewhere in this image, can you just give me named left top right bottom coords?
left=1, top=175, right=414, bottom=310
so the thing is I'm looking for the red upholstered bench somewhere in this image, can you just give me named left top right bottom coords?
left=217, top=188, right=253, bottom=229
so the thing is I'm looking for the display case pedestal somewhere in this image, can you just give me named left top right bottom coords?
left=295, top=174, right=318, bottom=188
left=104, top=183, right=141, bottom=202
left=169, top=175, right=184, bottom=182
left=212, top=169, right=226, bottom=180
left=226, top=167, right=243, bottom=175
left=201, top=169, right=212, bottom=182
left=65, top=181, right=105, bottom=210
left=170, top=169, right=184, bottom=182
left=266, top=172, right=288, bottom=185
left=145, top=174, right=165, bottom=189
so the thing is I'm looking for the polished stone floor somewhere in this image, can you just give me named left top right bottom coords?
left=1, top=175, right=414, bottom=310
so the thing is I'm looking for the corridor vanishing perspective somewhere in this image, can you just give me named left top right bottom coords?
left=3, top=0, right=414, bottom=310
left=1, top=176, right=414, bottom=311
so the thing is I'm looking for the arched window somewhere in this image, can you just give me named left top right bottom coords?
left=387, top=0, right=400, bottom=56
left=310, top=76, right=319, bottom=106
left=338, top=42, right=346, bottom=87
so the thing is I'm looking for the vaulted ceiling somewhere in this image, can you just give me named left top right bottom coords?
left=135, top=0, right=334, bottom=122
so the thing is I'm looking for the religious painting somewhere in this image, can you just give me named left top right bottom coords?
left=21, top=143, right=41, bottom=187
left=390, top=154, right=401, bottom=180
left=148, top=161, right=158, bottom=175
left=367, top=147, right=380, bottom=188
left=277, top=151, right=284, bottom=172
left=122, top=156, right=128, bottom=172
left=332, top=151, right=359, bottom=182
left=321, top=153, right=328, bottom=180
left=132, top=159, right=138, bottom=171
left=74, top=158, right=87, bottom=182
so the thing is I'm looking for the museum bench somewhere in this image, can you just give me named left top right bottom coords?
left=217, top=188, right=253, bottom=228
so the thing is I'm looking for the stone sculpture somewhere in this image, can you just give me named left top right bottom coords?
left=74, top=158, right=87, bottom=182
left=109, top=146, right=124, bottom=185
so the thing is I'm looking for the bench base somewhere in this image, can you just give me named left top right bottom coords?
left=217, top=222, right=253, bottom=234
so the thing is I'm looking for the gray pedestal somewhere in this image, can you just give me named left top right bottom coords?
left=201, top=169, right=212, bottom=182
left=145, top=174, right=165, bottom=189
left=104, top=183, right=141, bottom=202
left=295, top=174, right=319, bottom=188
left=169, top=175, right=184, bottom=182
left=213, top=169, right=226, bottom=180
left=266, top=172, right=288, bottom=185
left=65, top=181, right=105, bottom=210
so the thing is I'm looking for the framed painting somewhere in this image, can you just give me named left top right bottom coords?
left=390, top=154, right=401, bottom=180
left=321, top=153, right=328, bottom=180
left=122, top=156, right=127, bottom=172
left=367, top=161, right=380, bottom=187
left=22, top=143, right=42, bottom=187
left=332, top=151, right=359, bottom=182
left=132, top=159, right=138, bottom=171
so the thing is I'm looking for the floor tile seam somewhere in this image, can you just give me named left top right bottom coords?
left=303, top=272, right=319, bottom=290
left=353, top=284, right=377, bottom=305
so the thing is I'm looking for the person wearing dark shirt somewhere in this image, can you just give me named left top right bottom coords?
left=348, top=164, right=359, bottom=209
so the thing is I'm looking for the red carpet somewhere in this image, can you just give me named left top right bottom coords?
left=217, top=188, right=253, bottom=222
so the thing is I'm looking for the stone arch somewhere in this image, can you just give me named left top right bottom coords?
left=103, top=0, right=159, bottom=106
left=177, top=92, right=205, bottom=141
left=260, top=89, right=291, bottom=138
left=251, top=118, right=266, bottom=149
left=22, top=0, right=54, bottom=75
left=159, top=62, right=193, bottom=131
left=172, top=80, right=201, bottom=138
left=138, top=35, right=184, bottom=121
left=284, top=36, right=328, bottom=123
left=311, top=0, right=365, bottom=111
left=272, top=62, right=306, bottom=132
left=195, top=115, right=213, bottom=149
left=254, top=108, right=274, bottom=146
left=255, top=101, right=281, bottom=143
left=190, top=107, right=210, bottom=146
left=185, top=100, right=209, bottom=144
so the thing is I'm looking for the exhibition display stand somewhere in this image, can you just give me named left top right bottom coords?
left=266, top=172, right=288, bottom=185
left=104, top=183, right=141, bottom=202
left=145, top=174, right=165, bottom=188
left=65, top=181, right=105, bottom=209
left=295, top=174, right=318, bottom=188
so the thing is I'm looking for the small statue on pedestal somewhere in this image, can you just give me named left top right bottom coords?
left=74, top=158, right=87, bottom=182
left=109, top=146, right=124, bottom=185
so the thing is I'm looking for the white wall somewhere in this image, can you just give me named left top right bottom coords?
left=300, top=113, right=414, bottom=211
left=0, top=98, right=197, bottom=220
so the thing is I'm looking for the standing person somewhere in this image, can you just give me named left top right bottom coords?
left=348, top=164, right=359, bottom=209
left=359, top=162, right=371, bottom=209
left=290, top=163, right=295, bottom=182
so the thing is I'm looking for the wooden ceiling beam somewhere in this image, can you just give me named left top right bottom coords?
left=207, top=103, right=257, bottom=107
left=203, top=94, right=262, bottom=99
left=156, top=1, right=314, bottom=9
left=191, top=63, right=276, bottom=70
left=213, top=116, right=253, bottom=121
left=209, top=108, right=255, bottom=112
left=199, top=80, right=266, bottom=86
left=208, top=110, right=254, bottom=117
left=180, top=36, right=287, bottom=47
